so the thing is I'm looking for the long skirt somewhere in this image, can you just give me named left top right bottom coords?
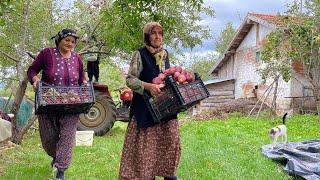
left=119, top=117, right=181, bottom=180
left=38, top=114, right=79, bottom=170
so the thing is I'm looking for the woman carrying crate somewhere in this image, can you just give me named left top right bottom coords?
left=27, top=28, right=86, bottom=180
left=119, top=22, right=180, bottom=180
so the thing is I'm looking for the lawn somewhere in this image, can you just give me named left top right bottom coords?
left=0, top=113, right=319, bottom=180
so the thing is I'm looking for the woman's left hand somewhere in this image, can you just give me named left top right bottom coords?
left=144, top=82, right=163, bottom=97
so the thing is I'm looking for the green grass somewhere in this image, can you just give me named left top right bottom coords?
left=0, top=114, right=319, bottom=180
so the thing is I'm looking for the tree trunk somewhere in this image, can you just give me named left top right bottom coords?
left=306, top=71, right=320, bottom=116
left=270, top=76, right=279, bottom=119
left=316, top=100, right=320, bottom=117
left=11, top=75, right=29, bottom=144
left=312, top=87, right=320, bottom=116
left=10, top=0, right=34, bottom=145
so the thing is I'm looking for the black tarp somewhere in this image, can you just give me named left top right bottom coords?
left=261, top=140, right=320, bottom=180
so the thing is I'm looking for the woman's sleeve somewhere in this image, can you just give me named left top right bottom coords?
left=126, top=51, right=144, bottom=95
left=27, top=49, right=46, bottom=84
left=77, top=54, right=85, bottom=85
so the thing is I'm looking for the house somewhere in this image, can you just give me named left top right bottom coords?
left=198, top=12, right=316, bottom=115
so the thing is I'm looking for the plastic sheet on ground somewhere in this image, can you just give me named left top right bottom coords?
left=261, top=140, right=320, bottom=180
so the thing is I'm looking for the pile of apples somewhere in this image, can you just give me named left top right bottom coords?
left=41, top=88, right=92, bottom=104
left=152, top=66, right=195, bottom=86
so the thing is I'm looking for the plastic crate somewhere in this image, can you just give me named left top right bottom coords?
left=35, top=82, right=95, bottom=114
left=144, top=73, right=209, bottom=123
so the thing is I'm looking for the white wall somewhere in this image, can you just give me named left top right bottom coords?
left=233, top=23, right=292, bottom=112
left=234, top=24, right=262, bottom=99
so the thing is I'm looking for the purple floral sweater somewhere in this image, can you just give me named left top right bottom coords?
left=27, top=48, right=85, bottom=86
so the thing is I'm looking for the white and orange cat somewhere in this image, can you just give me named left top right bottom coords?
left=268, top=113, right=288, bottom=149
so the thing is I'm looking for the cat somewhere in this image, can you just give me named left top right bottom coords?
left=268, top=113, right=288, bottom=149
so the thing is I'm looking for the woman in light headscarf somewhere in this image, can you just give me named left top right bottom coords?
left=119, top=22, right=180, bottom=180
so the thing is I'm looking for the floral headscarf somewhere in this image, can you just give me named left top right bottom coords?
left=143, top=22, right=167, bottom=70
left=51, top=28, right=79, bottom=47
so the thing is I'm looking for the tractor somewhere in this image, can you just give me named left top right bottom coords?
left=77, top=83, right=132, bottom=136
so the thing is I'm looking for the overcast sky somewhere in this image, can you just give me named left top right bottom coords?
left=190, top=0, right=295, bottom=55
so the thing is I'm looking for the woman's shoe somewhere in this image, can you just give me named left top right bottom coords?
left=53, top=168, right=65, bottom=180
left=55, top=171, right=65, bottom=180
left=164, top=176, right=178, bottom=180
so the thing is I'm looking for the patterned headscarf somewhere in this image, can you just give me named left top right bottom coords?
left=143, top=22, right=167, bottom=70
left=51, top=28, right=79, bottom=47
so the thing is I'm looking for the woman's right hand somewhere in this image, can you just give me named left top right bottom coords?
left=33, top=80, right=39, bottom=92
left=32, top=76, right=40, bottom=92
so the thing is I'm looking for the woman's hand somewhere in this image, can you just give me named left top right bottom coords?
left=82, top=80, right=89, bottom=86
left=143, top=82, right=164, bottom=97
left=32, top=76, right=40, bottom=92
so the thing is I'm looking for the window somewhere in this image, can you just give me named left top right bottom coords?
left=255, top=51, right=261, bottom=62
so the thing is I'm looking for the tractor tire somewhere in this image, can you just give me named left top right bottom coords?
left=78, top=93, right=117, bottom=136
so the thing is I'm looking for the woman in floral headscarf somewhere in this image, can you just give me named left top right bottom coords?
left=119, top=22, right=180, bottom=180
left=27, top=28, right=86, bottom=180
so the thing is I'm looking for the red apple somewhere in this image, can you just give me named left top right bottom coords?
left=173, top=72, right=181, bottom=81
left=75, top=96, right=81, bottom=103
left=164, top=69, right=170, bottom=75
left=178, top=74, right=187, bottom=84
left=158, top=73, right=166, bottom=80
left=180, top=70, right=187, bottom=76
left=169, top=67, right=176, bottom=75
left=69, top=97, right=76, bottom=102
left=62, top=98, right=68, bottom=104
left=152, top=77, right=163, bottom=84
left=186, top=72, right=194, bottom=82
left=176, top=66, right=182, bottom=73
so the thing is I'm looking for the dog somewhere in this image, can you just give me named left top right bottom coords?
left=268, top=113, right=288, bottom=149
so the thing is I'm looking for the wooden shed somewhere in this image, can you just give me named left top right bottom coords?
left=200, top=78, right=235, bottom=111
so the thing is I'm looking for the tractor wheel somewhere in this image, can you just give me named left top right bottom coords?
left=78, top=93, right=117, bottom=136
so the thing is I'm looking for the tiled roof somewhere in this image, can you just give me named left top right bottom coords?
left=248, top=12, right=283, bottom=26
left=209, top=12, right=281, bottom=74
left=249, top=13, right=276, bottom=21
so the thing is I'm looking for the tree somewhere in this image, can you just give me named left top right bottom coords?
left=96, top=0, right=215, bottom=55
left=186, top=22, right=235, bottom=81
left=0, top=0, right=61, bottom=144
left=0, top=0, right=12, bottom=17
left=259, top=29, right=292, bottom=117
left=214, top=21, right=237, bottom=54
left=0, top=0, right=215, bottom=144
left=261, top=0, right=320, bottom=115
left=186, top=52, right=218, bottom=81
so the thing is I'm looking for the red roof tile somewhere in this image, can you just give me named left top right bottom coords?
left=249, top=12, right=285, bottom=26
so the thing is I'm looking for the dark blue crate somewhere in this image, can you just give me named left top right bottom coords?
left=35, top=82, right=95, bottom=114
left=144, top=73, right=209, bottom=123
